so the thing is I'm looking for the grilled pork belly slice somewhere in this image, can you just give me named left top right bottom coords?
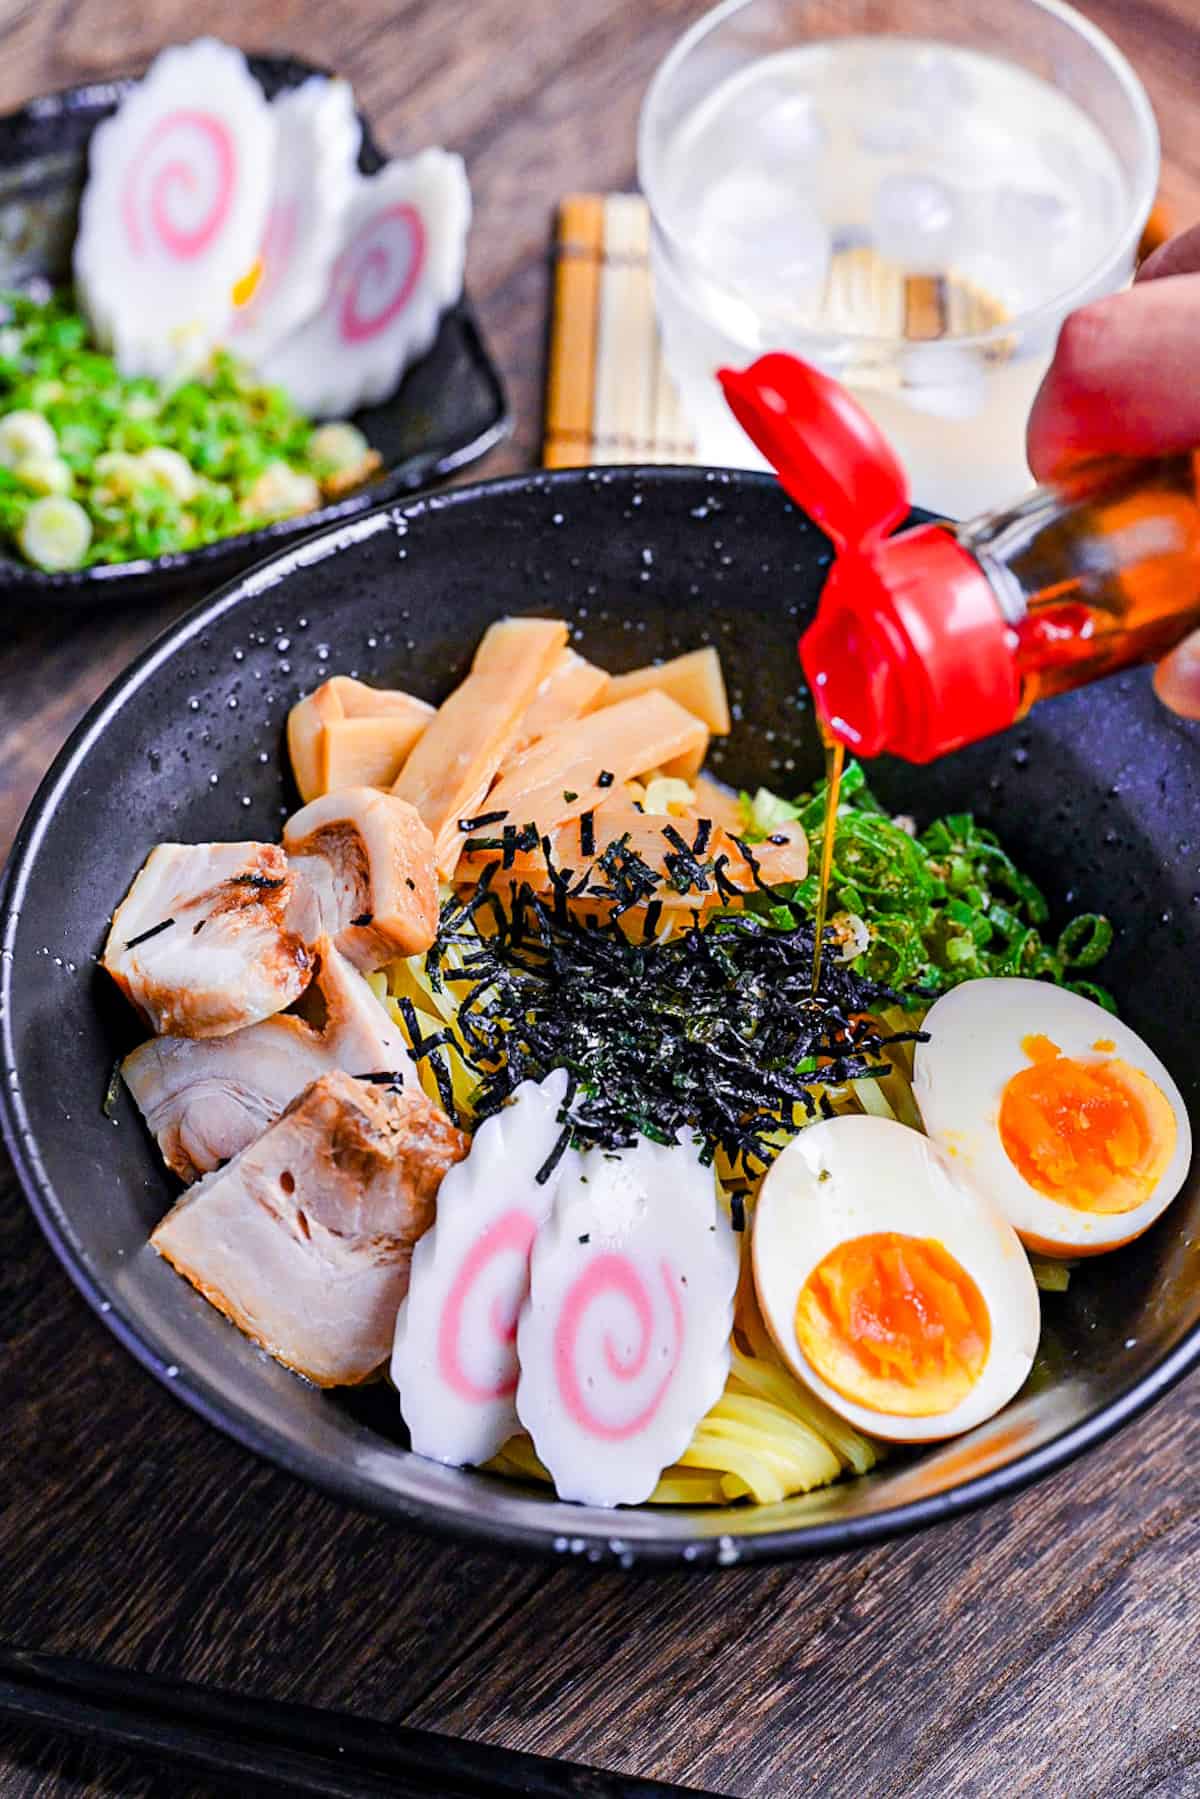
left=103, top=842, right=311, bottom=1038
left=123, top=940, right=414, bottom=1183
left=284, top=786, right=438, bottom=971
left=151, top=1070, right=468, bottom=1387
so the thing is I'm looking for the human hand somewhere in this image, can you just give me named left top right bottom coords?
left=1026, top=226, right=1200, bottom=719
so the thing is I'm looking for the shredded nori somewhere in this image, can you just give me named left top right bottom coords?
left=124, top=917, right=174, bottom=950
left=459, top=809, right=509, bottom=832
left=393, top=995, right=461, bottom=1127
left=425, top=855, right=925, bottom=1177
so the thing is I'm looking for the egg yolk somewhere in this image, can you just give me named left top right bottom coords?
left=795, top=1232, right=990, bottom=1418
left=998, top=1036, right=1176, bottom=1216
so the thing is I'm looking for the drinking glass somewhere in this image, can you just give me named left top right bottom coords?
left=638, top=0, right=1159, bottom=516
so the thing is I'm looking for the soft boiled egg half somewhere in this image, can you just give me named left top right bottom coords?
left=914, top=978, right=1191, bottom=1258
left=753, top=1115, right=1040, bottom=1443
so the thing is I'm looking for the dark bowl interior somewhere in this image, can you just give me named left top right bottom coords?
left=0, top=55, right=508, bottom=606
left=3, top=466, right=1200, bottom=1568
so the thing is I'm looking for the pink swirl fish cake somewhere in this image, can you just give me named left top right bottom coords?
left=257, top=148, right=471, bottom=418
left=75, top=38, right=275, bottom=380
left=391, top=1071, right=575, bottom=1467
left=228, top=76, right=362, bottom=365
left=516, top=1137, right=738, bottom=1507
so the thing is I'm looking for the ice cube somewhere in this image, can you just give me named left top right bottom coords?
left=857, top=110, right=925, bottom=157
left=695, top=173, right=830, bottom=308
left=901, top=344, right=987, bottom=421
left=872, top=174, right=962, bottom=272
left=755, top=92, right=828, bottom=164
left=901, top=48, right=975, bottom=116
left=1039, top=131, right=1120, bottom=237
left=994, top=185, right=1076, bottom=249
left=986, top=184, right=1083, bottom=307
left=714, top=76, right=828, bottom=174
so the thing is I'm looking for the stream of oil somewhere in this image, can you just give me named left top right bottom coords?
left=810, top=736, right=845, bottom=995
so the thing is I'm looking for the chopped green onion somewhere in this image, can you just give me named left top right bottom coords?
left=20, top=494, right=91, bottom=569
left=746, top=761, right=1113, bottom=1005
left=0, top=289, right=372, bottom=569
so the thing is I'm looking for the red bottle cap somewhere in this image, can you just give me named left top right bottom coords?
left=718, top=353, right=1021, bottom=763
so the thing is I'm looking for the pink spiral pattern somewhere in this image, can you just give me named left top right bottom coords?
left=337, top=203, right=426, bottom=344
left=553, top=1256, right=684, bottom=1442
left=437, top=1209, right=538, bottom=1403
left=122, top=110, right=236, bottom=262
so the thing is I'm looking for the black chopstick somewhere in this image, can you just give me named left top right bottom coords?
left=0, top=1646, right=722, bottom=1798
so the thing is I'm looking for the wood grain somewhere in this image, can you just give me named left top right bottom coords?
left=1, top=2, right=1200, bottom=1796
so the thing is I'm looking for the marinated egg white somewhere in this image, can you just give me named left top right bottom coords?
left=753, top=1115, right=1039, bottom=1443
left=914, top=979, right=1191, bottom=1256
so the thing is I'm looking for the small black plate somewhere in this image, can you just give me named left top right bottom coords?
left=0, top=55, right=510, bottom=607
left=3, top=466, right=1200, bottom=1568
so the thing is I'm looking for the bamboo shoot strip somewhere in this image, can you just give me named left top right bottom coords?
left=597, top=646, right=731, bottom=735
left=511, top=649, right=611, bottom=752
left=459, top=807, right=808, bottom=901
left=485, top=690, right=709, bottom=838
left=392, top=617, right=567, bottom=878
left=288, top=676, right=433, bottom=803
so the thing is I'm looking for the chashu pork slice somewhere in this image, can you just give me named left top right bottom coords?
left=284, top=786, right=438, bottom=972
left=123, top=939, right=415, bottom=1184
left=151, top=1070, right=469, bottom=1387
left=103, top=842, right=311, bottom=1038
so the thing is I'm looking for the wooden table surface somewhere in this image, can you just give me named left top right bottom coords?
left=3, top=1, right=1200, bottom=1794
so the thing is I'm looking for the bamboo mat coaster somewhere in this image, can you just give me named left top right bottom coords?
left=543, top=191, right=1176, bottom=469
left=544, top=194, right=697, bottom=468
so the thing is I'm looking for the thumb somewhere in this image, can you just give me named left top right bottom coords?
left=1153, top=630, right=1200, bottom=720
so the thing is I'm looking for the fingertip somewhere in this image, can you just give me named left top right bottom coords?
left=1136, top=222, right=1200, bottom=285
left=1154, top=635, right=1200, bottom=721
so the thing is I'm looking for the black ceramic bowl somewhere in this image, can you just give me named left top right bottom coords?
left=0, top=57, right=508, bottom=606
left=3, top=467, right=1200, bottom=1568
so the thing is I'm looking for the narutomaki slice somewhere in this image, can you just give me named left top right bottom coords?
left=151, top=1070, right=469, bottom=1387
left=594, top=647, right=731, bottom=736
left=123, top=938, right=414, bottom=1183
left=458, top=807, right=808, bottom=908
left=285, top=785, right=439, bottom=971
left=103, top=841, right=311, bottom=1039
left=392, top=616, right=568, bottom=878
left=287, top=675, right=434, bottom=803
left=515, top=1134, right=739, bottom=1507
left=392, top=1070, right=576, bottom=1468
left=511, top=649, right=610, bottom=753
left=480, top=690, right=709, bottom=839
